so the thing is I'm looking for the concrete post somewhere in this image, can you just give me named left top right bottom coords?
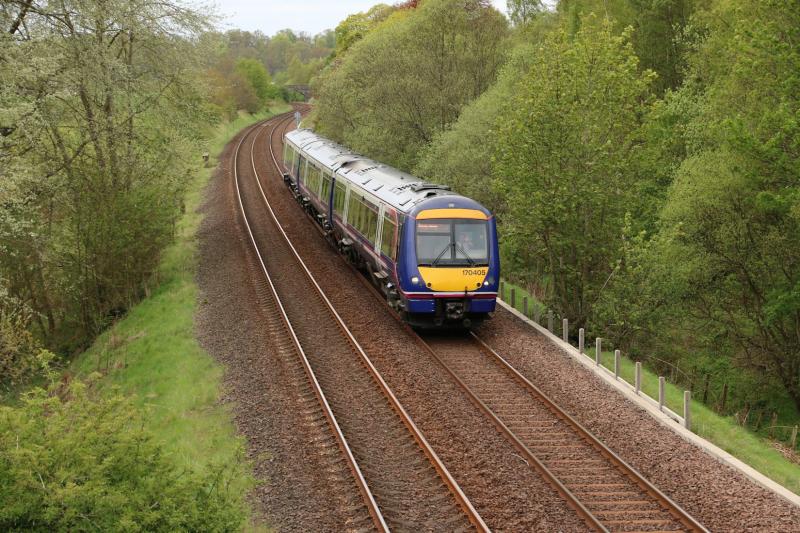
left=578, top=328, right=584, bottom=354
left=562, top=319, right=569, bottom=343
left=658, top=377, right=665, bottom=411
left=614, top=350, right=620, bottom=379
left=595, top=338, right=601, bottom=366
left=523, top=297, right=528, bottom=318
left=547, top=311, right=554, bottom=332
left=500, top=281, right=505, bottom=300
left=635, top=362, right=642, bottom=395
left=511, top=288, right=516, bottom=309
left=791, top=426, right=798, bottom=449
left=533, top=308, right=541, bottom=324
left=684, top=390, right=692, bottom=431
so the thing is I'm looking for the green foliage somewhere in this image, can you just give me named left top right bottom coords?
left=314, top=0, right=508, bottom=170
left=0, top=291, right=52, bottom=394
left=235, top=58, right=278, bottom=103
left=1, top=0, right=214, bottom=352
left=415, top=42, right=538, bottom=210
left=506, top=0, right=545, bottom=26
left=494, top=16, right=655, bottom=329
left=559, top=0, right=698, bottom=93
left=650, top=0, right=800, bottom=411
left=334, top=4, right=396, bottom=55
left=0, top=377, right=249, bottom=532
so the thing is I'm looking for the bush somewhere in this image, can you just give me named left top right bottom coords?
left=0, top=295, right=47, bottom=393
left=0, top=377, right=250, bottom=532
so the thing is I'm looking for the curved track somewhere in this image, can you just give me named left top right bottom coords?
left=259, top=112, right=708, bottom=532
left=233, top=111, right=488, bottom=532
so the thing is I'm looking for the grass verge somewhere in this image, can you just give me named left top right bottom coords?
left=499, top=279, right=800, bottom=496
left=70, top=104, right=290, bottom=527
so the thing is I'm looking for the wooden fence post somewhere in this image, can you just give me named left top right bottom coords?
left=523, top=296, right=528, bottom=318
left=614, top=350, right=620, bottom=379
left=579, top=328, right=584, bottom=354
left=511, top=288, right=516, bottom=309
left=562, top=319, right=569, bottom=343
left=547, top=311, right=554, bottom=333
left=791, top=426, right=798, bottom=449
left=658, top=377, right=665, bottom=411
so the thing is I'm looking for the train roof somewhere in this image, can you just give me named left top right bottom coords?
left=285, top=129, right=471, bottom=214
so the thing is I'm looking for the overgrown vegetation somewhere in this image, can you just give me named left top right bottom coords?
left=314, top=0, right=800, bottom=461
left=0, top=376, right=249, bottom=531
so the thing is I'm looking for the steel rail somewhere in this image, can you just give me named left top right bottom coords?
left=251, top=111, right=491, bottom=532
left=232, top=114, right=389, bottom=533
left=261, top=112, right=705, bottom=532
left=468, top=332, right=709, bottom=533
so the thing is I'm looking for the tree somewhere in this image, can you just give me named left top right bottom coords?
left=314, top=0, right=508, bottom=170
left=235, top=57, right=277, bottom=103
left=506, top=0, right=544, bottom=26
left=493, top=16, right=655, bottom=329
left=0, top=0, right=213, bottom=349
left=653, top=0, right=800, bottom=410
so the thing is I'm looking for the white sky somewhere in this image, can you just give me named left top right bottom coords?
left=211, top=1, right=509, bottom=36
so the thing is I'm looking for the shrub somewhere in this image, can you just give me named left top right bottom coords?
left=0, top=377, right=250, bottom=532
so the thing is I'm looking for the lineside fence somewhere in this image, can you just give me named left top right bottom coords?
left=499, top=282, right=689, bottom=432
left=497, top=281, right=800, bottom=450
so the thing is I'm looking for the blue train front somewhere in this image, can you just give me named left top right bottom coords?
left=395, top=197, right=500, bottom=328
left=282, top=129, right=499, bottom=329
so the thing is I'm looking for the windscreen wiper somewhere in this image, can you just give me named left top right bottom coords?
left=431, top=243, right=452, bottom=267
left=454, top=242, right=476, bottom=266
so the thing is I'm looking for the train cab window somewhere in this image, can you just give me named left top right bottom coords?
left=333, top=181, right=347, bottom=216
left=416, top=219, right=489, bottom=267
left=380, top=215, right=397, bottom=260
left=321, top=172, right=332, bottom=202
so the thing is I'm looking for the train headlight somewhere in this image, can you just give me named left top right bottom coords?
left=483, top=281, right=490, bottom=287
left=411, top=276, right=420, bottom=285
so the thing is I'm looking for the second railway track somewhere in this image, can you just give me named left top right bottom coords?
left=233, top=111, right=487, bottom=532
left=236, top=110, right=709, bottom=532
left=417, top=332, right=708, bottom=533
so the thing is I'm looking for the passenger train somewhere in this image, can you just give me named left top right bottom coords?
left=282, top=129, right=500, bottom=328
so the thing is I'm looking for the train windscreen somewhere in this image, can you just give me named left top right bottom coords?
left=416, top=219, right=488, bottom=267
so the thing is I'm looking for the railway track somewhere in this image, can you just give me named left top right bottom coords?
left=257, top=111, right=707, bottom=532
left=414, top=332, right=708, bottom=533
left=233, top=111, right=487, bottom=532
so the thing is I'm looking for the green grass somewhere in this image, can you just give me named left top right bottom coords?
left=70, top=105, right=290, bottom=528
left=499, top=279, right=800, bottom=496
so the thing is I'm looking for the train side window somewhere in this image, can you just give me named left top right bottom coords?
left=299, top=156, right=307, bottom=182
left=347, top=193, right=360, bottom=229
left=364, top=202, right=378, bottom=242
left=380, top=215, right=397, bottom=260
left=334, top=180, right=347, bottom=215
left=321, top=172, right=332, bottom=203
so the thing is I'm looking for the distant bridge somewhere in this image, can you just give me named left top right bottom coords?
left=285, top=84, right=312, bottom=101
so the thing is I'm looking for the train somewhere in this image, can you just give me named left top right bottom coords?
left=281, top=129, right=500, bottom=328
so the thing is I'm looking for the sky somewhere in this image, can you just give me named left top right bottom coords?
left=212, top=0, right=509, bottom=36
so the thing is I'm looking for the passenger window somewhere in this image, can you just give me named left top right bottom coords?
left=334, top=181, right=347, bottom=215
left=322, top=173, right=332, bottom=203
left=381, top=215, right=397, bottom=259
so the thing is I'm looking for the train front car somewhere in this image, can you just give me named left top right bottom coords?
left=397, top=196, right=500, bottom=328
